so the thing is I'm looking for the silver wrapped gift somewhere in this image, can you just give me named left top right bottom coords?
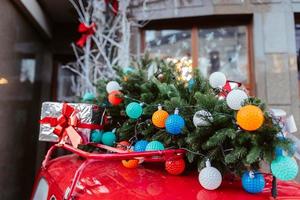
left=39, top=102, right=104, bottom=143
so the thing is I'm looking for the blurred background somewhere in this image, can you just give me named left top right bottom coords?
left=2, top=0, right=300, bottom=199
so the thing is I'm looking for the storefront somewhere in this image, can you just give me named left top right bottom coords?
left=131, top=0, right=300, bottom=131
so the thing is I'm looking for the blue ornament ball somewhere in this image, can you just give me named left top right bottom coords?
left=145, top=141, right=165, bottom=151
left=241, top=171, right=265, bottom=194
left=101, top=131, right=116, bottom=146
left=83, top=92, right=95, bottom=102
left=91, top=130, right=102, bottom=143
left=165, top=114, right=185, bottom=135
left=275, top=147, right=283, bottom=157
left=271, top=155, right=299, bottom=181
left=134, top=140, right=149, bottom=152
left=126, top=102, right=143, bottom=119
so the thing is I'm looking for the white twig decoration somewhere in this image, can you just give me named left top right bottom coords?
left=63, top=0, right=133, bottom=98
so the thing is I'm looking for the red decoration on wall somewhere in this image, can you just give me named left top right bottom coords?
left=105, top=0, right=119, bottom=15
left=76, top=23, right=96, bottom=48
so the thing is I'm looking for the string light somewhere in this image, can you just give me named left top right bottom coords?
left=166, top=57, right=193, bottom=82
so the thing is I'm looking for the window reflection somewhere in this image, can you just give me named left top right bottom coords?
left=145, top=30, right=191, bottom=60
left=198, top=26, right=249, bottom=84
left=20, top=58, right=36, bottom=83
left=57, top=66, right=77, bottom=102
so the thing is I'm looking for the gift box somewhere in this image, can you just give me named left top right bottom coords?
left=39, top=102, right=104, bottom=147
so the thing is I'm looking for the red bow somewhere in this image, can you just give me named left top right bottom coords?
left=76, top=23, right=96, bottom=48
left=105, top=0, right=119, bottom=15
left=40, top=103, right=102, bottom=148
left=219, top=80, right=242, bottom=98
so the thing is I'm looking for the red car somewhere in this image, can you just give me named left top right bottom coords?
left=31, top=144, right=300, bottom=200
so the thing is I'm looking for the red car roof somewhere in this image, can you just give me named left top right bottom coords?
left=38, top=154, right=300, bottom=200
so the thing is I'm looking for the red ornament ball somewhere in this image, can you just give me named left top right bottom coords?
left=165, top=158, right=185, bottom=175
left=108, top=90, right=123, bottom=106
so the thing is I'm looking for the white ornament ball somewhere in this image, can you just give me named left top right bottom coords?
left=209, top=72, right=227, bottom=88
left=226, top=89, right=248, bottom=110
left=193, top=110, right=213, bottom=127
left=106, top=81, right=121, bottom=93
left=198, top=161, right=222, bottom=190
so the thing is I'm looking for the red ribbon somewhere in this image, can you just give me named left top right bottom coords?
left=105, top=0, right=119, bottom=15
left=40, top=103, right=102, bottom=148
left=76, top=23, right=96, bottom=48
left=219, top=80, right=242, bottom=97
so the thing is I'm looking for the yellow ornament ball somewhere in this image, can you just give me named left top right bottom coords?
left=152, top=106, right=169, bottom=128
left=236, top=105, right=264, bottom=131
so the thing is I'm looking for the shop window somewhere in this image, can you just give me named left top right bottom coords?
left=198, top=26, right=249, bottom=85
left=145, top=30, right=191, bottom=60
left=142, top=19, right=253, bottom=93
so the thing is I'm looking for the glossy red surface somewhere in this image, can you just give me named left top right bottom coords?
left=33, top=154, right=300, bottom=200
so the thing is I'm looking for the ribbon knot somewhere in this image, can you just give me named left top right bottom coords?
left=40, top=103, right=103, bottom=148
left=76, top=22, right=96, bottom=48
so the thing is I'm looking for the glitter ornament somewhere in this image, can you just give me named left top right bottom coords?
left=126, top=102, right=143, bottom=119
left=271, top=155, right=298, bottom=181
left=165, top=108, right=185, bottom=135
left=198, top=160, right=222, bottom=190
left=241, top=171, right=265, bottom=194
left=193, top=110, right=213, bottom=127
left=134, top=140, right=149, bottom=152
left=165, top=158, right=186, bottom=175
left=152, top=105, right=169, bottom=128
left=108, top=91, right=123, bottom=106
left=122, top=159, right=139, bottom=169
left=90, top=130, right=102, bottom=143
left=145, top=141, right=165, bottom=151
left=236, top=105, right=264, bottom=131
left=226, top=89, right=248, bottom=110
left=106, top=81, right=121, bottom=93
left=83, top=92, right=95, bottom=102
left=101, top=131, right=116, bottom=146
left=209, top=72, right=227, bottom=88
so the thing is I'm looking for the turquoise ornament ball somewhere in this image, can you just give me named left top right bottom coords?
left=145, top=141, right=165, bottom=151
left=123, top=67, right=134, bottom=74
left=134, top=140, right=149, bottom=152
left=126, top=102, right=143, bottom=119
left=241, top=171, right=265, bottom=194
left=83, top=92, right=95, bottom=102
left=165, top=114, right=185, bottom=135
left=91, top=130, right=102, bottom=143
left=271, top=155, right=298, bottom=181
left=101, top=131, right=116, bottom=146
left=188, top=79, right=195, bottom=91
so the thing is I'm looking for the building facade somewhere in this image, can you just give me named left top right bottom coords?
left=130, top=0, right=300, bottom=131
